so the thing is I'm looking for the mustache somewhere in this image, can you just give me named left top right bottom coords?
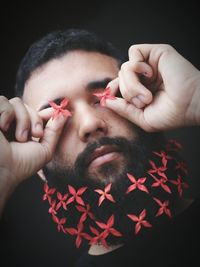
left=74, top=136, right=135, bottom=176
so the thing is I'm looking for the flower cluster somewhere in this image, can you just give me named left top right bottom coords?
left=42, top=139, right=189, bottom=248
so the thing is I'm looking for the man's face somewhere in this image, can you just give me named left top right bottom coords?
left=23, top=51, right=138, bottom=183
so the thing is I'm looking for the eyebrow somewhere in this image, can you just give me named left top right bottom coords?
left=38, top=77, right=113, bottom=111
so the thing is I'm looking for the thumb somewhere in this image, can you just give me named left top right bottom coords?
left=105, top=97, right=155, bottom=132
left=39, top=114, right=68, bottom=163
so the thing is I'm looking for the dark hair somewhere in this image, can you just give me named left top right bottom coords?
left=15, top=29, right=125, bottom=97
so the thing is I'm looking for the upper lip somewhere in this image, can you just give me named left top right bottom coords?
left=87, top=145, right=120, bottom=166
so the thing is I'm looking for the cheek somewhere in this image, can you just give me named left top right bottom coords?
left=106, top=110, right=138, bottom=140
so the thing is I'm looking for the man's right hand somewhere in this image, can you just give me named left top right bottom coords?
left=0, top=96, right=68, bottom=215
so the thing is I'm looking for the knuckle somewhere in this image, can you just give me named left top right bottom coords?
left=121, top=61, right=131, bottom=71
left=10, top=97, right=22, bottom=104
left=0, top=95, right=8, bottom=102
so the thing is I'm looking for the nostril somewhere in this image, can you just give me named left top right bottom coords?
left=85, top=133, right=90, bottom=139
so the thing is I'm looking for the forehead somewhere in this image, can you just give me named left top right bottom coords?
left=23, top=50, right=119, bottom=110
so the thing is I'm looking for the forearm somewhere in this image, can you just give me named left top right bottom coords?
left=0, top=169, right=17, bottom=218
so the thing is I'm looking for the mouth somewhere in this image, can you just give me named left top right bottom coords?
left=87, top=145, right=122, bottom=169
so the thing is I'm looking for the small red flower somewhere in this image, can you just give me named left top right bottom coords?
left=66, top=185, right=87, bottom=206
left=56, top=192, right=68, bottom=211
left=166, top=139, right=182, bottom=151
left=170, top=175, right=189, bottom=197
left=52, top=215, right=67, bottom=232
left=95, top=214, right=122, bottom=238
left=126, top=173, right=149, bottom=194
left=148, top=160, right=167, bottom=179
left=65, top=222, right=91, bottom=248
left=175, top=162, right=188, bottom=175
left=95, top=183, right=115, bottom=206
left=48, top=98, right=72, bottom=120
left=93, top=87, right=116, bottom=106
left=43, top=183, right=56, bottom=203
left=127, top=209, right=152, bottom=235
left=150, top=173, right=171, bottom=194
left=48, top=200, right=57, bottom=215
left=153, top=197, right=172, bottom=218
left=89, top=226, right=109, bottom=248
left=76, top=204, right=95, bottom=223
left=153, top=150, right=172, bottom=166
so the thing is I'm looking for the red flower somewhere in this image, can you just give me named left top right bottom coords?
left=126, top=173, right=149, bottom=194
left=127, top=209, right=152, bottom=235
left=93, top=87, right=116, bottom=106
left=52, top=215, right=66, bottom=232
left=65, top=223, right=91, bottom=248
left=89, top=226, right=109, bottom=248
left=56, top=192, right=68, bottom=211
left=153, top=150, right=172, bottom=166
left=150, top=173, right=172, bottom=194
left=66, top=185, right=87, bottom=206
left=48, top=200, right=57, bottom=215
left=153, top=197, right=172, bottom=218
left=95, top=183, right=115, bottom=206
left=148, top=160, right=167, bottom=179
left=175, top=162, right=188, bottom=175
left=43, top=183, right=56, bottom=203
left=95, top=214, right=122, bottom=238
left=48, top=98, right=72, bottom=120
left=170, top=175, right=189, bottom=197
left=166, top=139, right=182, bottom=151
left=76, top=204, right=95, bottom=223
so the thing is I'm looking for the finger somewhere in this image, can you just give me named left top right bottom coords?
left=106, top=77, right=120, bottom=96
left=128, top=44, right=155, bottom=62
left=9, top=97, right=31, bottom=142
left=39, top=114, right=69, bottom=163
left=25, top=104, right=44, bottom=138
left=105, top=97, right=155, bottom=132
left=38, top=107, right=54, bottom=121
left=0, top=96, right=15, bottom=131
left=119, top=62, right=153, bottom=104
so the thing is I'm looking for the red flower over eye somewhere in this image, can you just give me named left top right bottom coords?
left=48, top=97, right=72, bottom=120
left=93, top=87, right=116, bottom=106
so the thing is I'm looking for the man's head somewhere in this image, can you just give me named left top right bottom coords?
left=15, top=29, right=189, bottom=248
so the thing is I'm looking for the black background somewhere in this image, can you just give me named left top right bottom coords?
left=0, top=1, right=200, bottom=266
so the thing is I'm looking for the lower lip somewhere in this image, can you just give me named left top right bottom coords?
left=89, top=152, right=121, bottom=169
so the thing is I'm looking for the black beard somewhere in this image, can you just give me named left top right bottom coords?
left=43, top=132, right=184, bottom=246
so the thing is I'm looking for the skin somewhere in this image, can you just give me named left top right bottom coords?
left=0, top=43, right=200, bottom=221
left=23, top=51, right=138, bottom=179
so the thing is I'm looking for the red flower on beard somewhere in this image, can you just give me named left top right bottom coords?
left=65, top=222, right=91, bottom=248
left=153, top=197, right=172, bottom=218
left=126, top=173, right=149, bottom=194
left=170, top=175, right=189, bottom=197
left=66, top=185, right=87, bottom=206
left=166, top=139, right=182, bottom=151
left=153, top=150, right=172, bottom=166
left=93, top=87, right=116, bottom=106
left=148, top=160, right=167, bottom=179
left=95, top=215, right=122, bottom=238
left=89, top=226, right=109, bottom=248
left=43, top=183, right=56, bottom=203
left=127, top=209, right=152, bottom=235
left=95, top=183, right=116, bottom=206
left=48, top=98, right=72, bottom=120
left=52, top=215, right=67, bottom=232
left=76, top=204, right=95, bottom=223
left=149, top=173, right=172, bottom=194
left=175, top=162, right=188, bottom=175
left=56, top=192, right=68, bottom=211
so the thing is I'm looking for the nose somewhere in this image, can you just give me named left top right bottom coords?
left=78, top=107, right=108, bottom=142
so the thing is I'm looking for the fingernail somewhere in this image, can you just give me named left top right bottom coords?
left=131, top=96, right=145, bottom=108
left=137, top=94, right=146, bottom=102
left=35, top=123, right=43, bottom=132
left=21, top=129, right=28, bottom=139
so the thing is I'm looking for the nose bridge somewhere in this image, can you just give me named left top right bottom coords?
left=76, top=103, right=107, bottom=142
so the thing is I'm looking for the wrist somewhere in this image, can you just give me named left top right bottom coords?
left=185, top=71, right=200, bottom=126
left=0, top=168, right=17, bottom=218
